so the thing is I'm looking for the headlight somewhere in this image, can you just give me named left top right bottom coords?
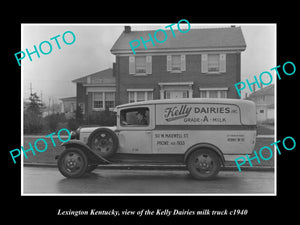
left=70, top=131, right=77, bottom=139
left=70, top=127, right=81, bottom=140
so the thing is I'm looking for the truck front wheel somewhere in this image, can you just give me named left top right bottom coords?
left=186, top=149, right=221, bottom=180
left=58, top=148, right=88, bottom=178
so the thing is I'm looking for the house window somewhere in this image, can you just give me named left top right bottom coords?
left=92, top=92, right=115, bottom=110
left=128, top=92, right=135, bottom=103
left=209, top=90, right=218, bottom=98
left=135, top=56, right=146, bottom=74
left=105, top=92, right=115, bottom=109
left=201, top=53, right=226, bottom=73
left=129, top=56, right=152, bottom=75
left=167, top=55, right=186, bottom=72
left=128, top=90, right=153, bottom=103
left=200, top=91, right=207, bottom=98
left=258, top=96, right=265, bottom=103
left=146, top=91, right=153, bottom=100
left=171, top=55, right=181, bottom=71
left=208, top=54, right=220, bottom=72
left=93, top=92, right=103, bottom=109
left=199, top=88, right=228, bottom=98
left=136, top=92, right=145, bottom=102
left=220, top=90, right=227, bottom=98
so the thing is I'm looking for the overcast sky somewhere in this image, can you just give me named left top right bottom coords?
left=22, top=23, right=276, bottom=103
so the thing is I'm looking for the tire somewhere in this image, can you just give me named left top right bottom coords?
left=58, top=148, right=88, bottom=178
left=87, top=128, right=119, bottom=158
left=186, top=149, right=221, bottom=180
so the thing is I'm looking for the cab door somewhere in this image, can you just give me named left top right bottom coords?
left=117, top=105, right=154, bottom=154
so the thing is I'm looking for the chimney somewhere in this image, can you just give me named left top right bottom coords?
left=124, top=26, right=131, bottom=33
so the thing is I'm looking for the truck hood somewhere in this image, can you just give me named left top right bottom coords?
left=79, top=126, right=117, bottom=134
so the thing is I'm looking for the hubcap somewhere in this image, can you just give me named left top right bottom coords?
left=63, top=152, right=83, bottom=173
left=92, top=132, right=113, bottom=153
left=194, top=154, right=214, bottom=174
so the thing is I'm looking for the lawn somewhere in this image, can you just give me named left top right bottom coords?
left=23, top=136, right=65, bottom=164
left=256, top=123, right=275, bottom=135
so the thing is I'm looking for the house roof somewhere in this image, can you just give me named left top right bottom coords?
left=111, top=26, right=246, bottom=54
left=72, top=68, right=115, bottom=84
left=248, top=84, right=274, bottom=98
left=59, top=96, right=76, bottom=101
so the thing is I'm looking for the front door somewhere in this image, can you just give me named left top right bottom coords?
left=117, top=106, right=153, bottom=154
left=171, top=91, right=183, bottom=98
left=166, top=91, right=188, bottom=99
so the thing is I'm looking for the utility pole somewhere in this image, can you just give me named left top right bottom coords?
left=48, top=97, right=51, bottom=116
left=52, top=97, right=54, bottom=114
left=30, top=82, right=32, bottom=95
left=40, top=90, right=43, bottom=103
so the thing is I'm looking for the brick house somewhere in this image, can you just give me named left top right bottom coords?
left=72, top=68, right=116, bottom=116
left=110, top=26, right=246, bottom=105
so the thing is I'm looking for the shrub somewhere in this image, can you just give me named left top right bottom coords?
left=86, top=110, right=116, bottom=126
left=45, top=113, right=66, bottom=132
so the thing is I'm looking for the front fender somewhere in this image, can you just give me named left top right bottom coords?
left=58, top=140, right=111, bottom=164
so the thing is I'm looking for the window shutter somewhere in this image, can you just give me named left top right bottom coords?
left=167, top=55, right=171, bottom=71
left=220, top=53, right=226, bottom=73
left=181, top=54, right=186, bottom=71
left=146, top=55, right=152, bottom=74
left=129, top=56, right=135, bottom=74
left=201, top=54, right=208, bottom=73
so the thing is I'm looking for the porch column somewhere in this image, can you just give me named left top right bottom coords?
left=159, top=83, right=164, bottom=99
left=188, top=84, right=193, bottom=98
left=160, top=89, right=164, bottom=99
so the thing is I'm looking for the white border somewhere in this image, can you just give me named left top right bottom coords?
left=21, top=23, right=277, bottom=196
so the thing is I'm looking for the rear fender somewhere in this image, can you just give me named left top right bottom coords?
left=184, top=143, right=225, bottom=166
left=59, top=140, right=111, bottom=164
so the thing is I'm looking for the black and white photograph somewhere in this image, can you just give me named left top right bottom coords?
left=20, top=22, right=277, bottom=195
left=4, top=15, right=298, bottom=224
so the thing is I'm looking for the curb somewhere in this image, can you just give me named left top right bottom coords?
left=23, top=162, right=274, bottom=172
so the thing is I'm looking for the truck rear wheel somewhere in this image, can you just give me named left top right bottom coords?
left=186, top=149, right=221, bottom=180
left=87, top=128, right=119, bottom=158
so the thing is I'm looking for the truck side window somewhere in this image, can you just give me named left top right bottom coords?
left=120, top=107, right=149, bottom=126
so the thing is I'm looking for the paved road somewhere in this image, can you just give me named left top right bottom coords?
left=23, top=167, right=274, bottom=194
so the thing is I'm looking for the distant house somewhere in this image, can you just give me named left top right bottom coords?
left=59, top=96, right=76, bottom=119
left=247, top=84, right=274, bottom=123
left=110, top=26, right=246, bottom=105
left=72, top=68, right=116, bottom=116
